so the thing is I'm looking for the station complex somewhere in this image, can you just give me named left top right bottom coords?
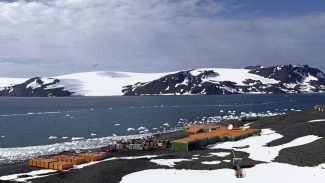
left=171, top=125, right=261, bottom=151
left=28, top=124, right=260, bottom=171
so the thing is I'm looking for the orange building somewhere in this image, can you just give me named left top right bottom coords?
left=172, top=125, right=260, bottom=151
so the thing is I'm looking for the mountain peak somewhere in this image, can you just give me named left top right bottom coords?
left=0, top=65, right=324, bottom=96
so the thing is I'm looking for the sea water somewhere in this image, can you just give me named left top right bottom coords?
left=0, top=94, right=324, bottom=163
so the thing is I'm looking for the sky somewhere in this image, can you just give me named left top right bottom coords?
left=0, top=0, right=325, bottom=77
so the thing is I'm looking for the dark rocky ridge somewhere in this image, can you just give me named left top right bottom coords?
left=0, top=64, right=324, bottom=97
left=0, top=77, right=73, bottom=97
left=123, top=65, right=325, bottom=96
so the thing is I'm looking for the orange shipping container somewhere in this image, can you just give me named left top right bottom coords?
left=52, top=155, right=86, bottom=165
left=42, top=159, right=57, bottom=168
left=51, top=161, right=73, bottom=171
left=79, top=152, right=105, bottom=162
left=28, top=159, right=34, bottom=166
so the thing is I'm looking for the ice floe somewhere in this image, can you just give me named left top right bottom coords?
left=48, top=136, right=58, bottom=140
left=139, top=130, right=149, bottom=134
left=137, top=126, right=147, bottom=131
left=127, top=128, right=135, bottom=131
left=0, top=133, right=154, bottom=164
left=0, top=109, right=93, bottom=118
left=71, top=137, right=84, bottom=141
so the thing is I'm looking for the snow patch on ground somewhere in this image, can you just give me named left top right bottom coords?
left=0, top=169, right=56, bottom=182
left=208, top=129, right=321, bottom=162
left=201, top=161, right=221, bottom=165
left=150, top=159, right=192, bottom=168
left=208, top=152, right=230, bottom=157
left=0, top=155, right=160, bottom=182
left=190, top=68, right=278, bottom=85
left=120, top=162, right=325, bottom=183
left=308, top=119, right=325, bottom=123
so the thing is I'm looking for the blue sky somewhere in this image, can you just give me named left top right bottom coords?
left=0, top=0, right=325, bottom=77
left=219, top=0, right=325, bottom=17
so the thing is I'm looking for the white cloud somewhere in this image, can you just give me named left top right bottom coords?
left=0, top=0, right=324, bottom=77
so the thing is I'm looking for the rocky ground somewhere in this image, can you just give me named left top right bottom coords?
left=1, top=110, right=325, bottom=183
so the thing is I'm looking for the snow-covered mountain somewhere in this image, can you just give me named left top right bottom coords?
left=0, top=64, right=324, bottom=97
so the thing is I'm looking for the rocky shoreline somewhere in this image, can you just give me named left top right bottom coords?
left=1, top=110, right=325, bottom=183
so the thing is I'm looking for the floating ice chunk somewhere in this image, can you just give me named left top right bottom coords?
left=114, top=124, right=121, bottom=126
left=139, top=130, right=149, bottom=134
left=66, top=114, right=70, bottom=117
left=108, top=107, right=113, bottom=110
left=90, top=133, right=97, bottom=136
left=137, top=126, right=147, bottom=131
left=62, top=136, right=68, bottom=139
left=127, top=128, right=135, bottom=131
left=163, top=123, right=169, bottom=126
left=152, top=128, right=158, bottom=130
left=48, top=136, right=57, bottom=139
left=223, top=160, right=231, bottom=163
left=1, top=136, right=5, bottom=138
left=113, top=134, right=117, bottom=137
left=71, top=137, right=84, bottom=141
left=0, top=133, right=156, bottom=164
left=70, top=116, right=75, bottom=119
